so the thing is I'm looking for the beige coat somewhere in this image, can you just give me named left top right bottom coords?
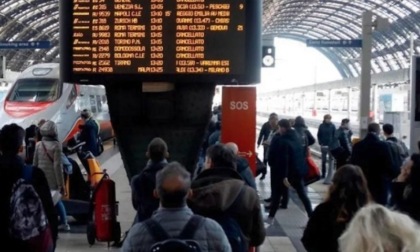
left=33, top=121, right=64, bottom=190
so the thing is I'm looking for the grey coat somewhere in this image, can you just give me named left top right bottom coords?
left=33, top=121, right=64, bottom=190
left=121, top=206, right=231, bottom=252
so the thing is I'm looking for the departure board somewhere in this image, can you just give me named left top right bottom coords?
left=60, top=0, right=261, bottom=84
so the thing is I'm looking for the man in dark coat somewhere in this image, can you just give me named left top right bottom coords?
left=317, top=114, right=336, bottom=178
left=258, top=113, right=276, bottom=166
left=330, top=119, right=352, bottom=171
left=382, top=123, right=409, bottom=171
left=131, top=137, right=169, bottom=222
left=350, top=123, right=399, bottom=205
left=77, top=109, right=100, bottom=175
left=188, top=144, right=265, bottom=249
left=79, top=109, right=100, bottom=156
left=268, top=119, right=313, bottom=220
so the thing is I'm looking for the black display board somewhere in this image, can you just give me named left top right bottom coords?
left=60, top=0, right=261, bottom=84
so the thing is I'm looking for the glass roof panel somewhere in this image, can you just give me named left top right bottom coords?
left=2, top=0, right=420, bottom=73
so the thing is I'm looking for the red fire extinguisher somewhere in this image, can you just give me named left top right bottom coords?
left=87, top=171, right=121, bottom=246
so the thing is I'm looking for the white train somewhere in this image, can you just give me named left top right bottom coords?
left=0, top=63, right=113, bottom=144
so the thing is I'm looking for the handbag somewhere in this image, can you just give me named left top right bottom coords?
left=304, top=151, right=321, bottom=185
left=256, top=157, right=267, bottom=176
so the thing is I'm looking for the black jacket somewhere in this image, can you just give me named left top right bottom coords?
left=258, top=121, right=271, bottom=146
left=268, top=130, right=307, bottom=180
left=301, top=201, right=348, bottom=252
left=79, top=118, right=99, bottom=156
left=350, top=133, right=398, bottom=205
left=391, top=182, right=420, bottom=222
left=333, top=127, right=353, bottom=156
left=317, top=122, right=336, bottom=147
left=0, top=155, right=58, bottom=250
left=131, top=161, right=167, bottom=222
left=189, top=168, right=266, bottom=247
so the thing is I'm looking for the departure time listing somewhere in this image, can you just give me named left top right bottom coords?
left=72, top=0, right=246, bottom=75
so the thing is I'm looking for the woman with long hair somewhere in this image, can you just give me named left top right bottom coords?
left=392, top=154, right=420, bottom=222
left=301, top=165, right=371, bottom=252
left=339, top=204, right=420, bottom=252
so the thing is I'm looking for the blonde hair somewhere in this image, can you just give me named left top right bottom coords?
left=339, top=204, right=420, bottom=252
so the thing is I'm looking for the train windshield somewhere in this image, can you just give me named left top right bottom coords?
left=8, top=78, right=60, bottom=102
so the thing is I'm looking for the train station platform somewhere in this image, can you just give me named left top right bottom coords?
left=56, top=142, right=328, bottom=252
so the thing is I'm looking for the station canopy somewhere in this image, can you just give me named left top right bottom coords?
left=264, top=0, right=420, bottom=77
left=0, top=0, right=419, bottom=76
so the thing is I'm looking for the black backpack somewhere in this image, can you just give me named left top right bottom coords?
left=145, top=215, right=204, bottom=252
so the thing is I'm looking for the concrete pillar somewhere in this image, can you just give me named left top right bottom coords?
left=347, top=87, right=352, bottom=120
left=328, top=89, right=332, bottom=115
left=106, top=82, right=216, bottom=181
left=313, top=90, right=317, bottom=117
left=360, top=11, right=373, bottom=138
left=372, top=84, right=378, bottom=122
left=301, top=93, right=305, bottom=116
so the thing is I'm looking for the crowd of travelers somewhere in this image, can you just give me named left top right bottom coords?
left=258, top=112, right=420, bottom=252
left=259, top=112, right=420, bottom=252
left=1, top=109, right=102, bottom=251
left=2, top=102, right=420, bottom=252
left=124, top=105, right=265, bottom=251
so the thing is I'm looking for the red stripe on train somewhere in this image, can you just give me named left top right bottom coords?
left=4, top=101, right=52, bottom=118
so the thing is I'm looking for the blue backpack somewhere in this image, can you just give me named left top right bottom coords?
left=145, top=215, right=204, bottom=252
left=212, top=186, right=248, bottom=252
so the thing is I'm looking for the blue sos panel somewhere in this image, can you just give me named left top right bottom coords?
left=59, top=0, right=261, bottom=85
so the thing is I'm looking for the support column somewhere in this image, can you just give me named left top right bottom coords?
left=328, top=89, right=332, bottom=115
left=347, top=87, right=352, bottom=120
left=106, top=82, right=216, bottom=181
left=372, top=84, right=378, bottom=122
left=313, top=90, right=317, bottom=118
left=301, top=93, right=305, bottom=116
left=360, top=11, right=373, bottom=138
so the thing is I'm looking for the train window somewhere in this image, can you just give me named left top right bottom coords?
left=96, top=95, right=102, bottom=112
left=101, top=95, right=109, bottom=113
left=8, top=78, right=60, bottom=102
left=90, top=95, right=97, bottom=113
left=66, top=85, right=77, bottom=109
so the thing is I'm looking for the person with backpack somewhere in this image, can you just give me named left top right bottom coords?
left=189, top=144, right=265, bottom=252
left=131, top=137, right=169, bottom=222
left=329, top=119, right=353, bottom=173
left=0, top=123, right=57, bottom=251
left=33, top=120, right=70, bottom=231
left=122, top=162, right=231, bottom=252
left=382, top=123, right=409, bottom=170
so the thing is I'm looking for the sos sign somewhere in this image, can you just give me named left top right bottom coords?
left=221, top=86, right=257, bottom=174
left=230, top=101, right=249, bottom=110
